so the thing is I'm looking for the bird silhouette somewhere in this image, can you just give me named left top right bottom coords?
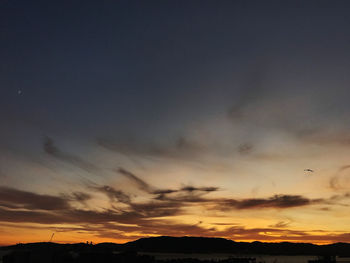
left=304, top=169, right=314, bottom=173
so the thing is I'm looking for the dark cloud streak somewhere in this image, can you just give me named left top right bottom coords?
left=44, top=136, right=98, bottom=173
left=0, top=186, right=70, bottom=211
left=97, top=136, right=205, bottom=161
left=117, top=167, right=153, bottom=193
left=215, top=195, right=321, bottom=210
left=92, top=185, right=131, bottom=204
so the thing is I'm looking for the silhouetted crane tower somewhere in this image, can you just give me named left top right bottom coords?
left=49, top=233, right=55, bottom=242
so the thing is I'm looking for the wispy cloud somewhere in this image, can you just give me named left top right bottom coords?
left=268, top=221, right=291, bottom=228
left=116, top=167, right=220, bottom=203
left=215, top=195, right=322, bottom=210
left=44, top=136, right=98, bottom=173
left=117, top=168, right=153, bottom=193
left=0, top=186, right=70, bottom=210
left=97, top=135, right=206, bottom=161
left=330, top=165, right=350, bottom=190
left=1, top=184, right=349, bottom=243
left=238, top=143, right=254, bottom=155
left=92, top=185, right=131, bottom=204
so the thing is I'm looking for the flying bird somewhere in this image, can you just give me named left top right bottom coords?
left=304, top=169, right=314, bottom=173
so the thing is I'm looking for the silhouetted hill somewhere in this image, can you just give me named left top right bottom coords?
left=122, top=236, right=350, bottom=256
left=2, top=236, right=350, bottom=256
left=124, top=236, right=238, bottom=253
left=0, top=241, right=122, bottom=253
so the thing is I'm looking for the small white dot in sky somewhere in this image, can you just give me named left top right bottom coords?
left=17, top=90, right=22, bottom=95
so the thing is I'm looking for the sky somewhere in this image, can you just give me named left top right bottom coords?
left=2, top=0, right=350, bottom=245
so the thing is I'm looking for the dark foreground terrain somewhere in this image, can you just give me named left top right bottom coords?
left=1, top=236, right=350, bottom=263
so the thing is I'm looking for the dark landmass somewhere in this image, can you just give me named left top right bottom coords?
left=0, top=236, right=349, bottom=263
left=2, top=236, right=350, bottom=255
left=124, top=236, right=350, bottom=255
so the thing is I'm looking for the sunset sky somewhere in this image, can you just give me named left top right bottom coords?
left=2, top=0, right=350, bottom=246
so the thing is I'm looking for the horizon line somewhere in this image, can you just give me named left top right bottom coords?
left=2, top=235, right=349, bottom=248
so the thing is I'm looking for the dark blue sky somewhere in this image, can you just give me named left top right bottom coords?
left=2, top=0, right=350, bottom=139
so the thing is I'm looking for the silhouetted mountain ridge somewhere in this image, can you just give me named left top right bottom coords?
left=2, top=236, right=350, bottom=256
left=124, top=236, right=237, bottom=253
left=123, top=236, right=350, bottom=255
